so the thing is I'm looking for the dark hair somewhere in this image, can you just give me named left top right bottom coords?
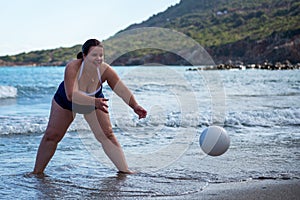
left=77, top=39, right=103, bottom=59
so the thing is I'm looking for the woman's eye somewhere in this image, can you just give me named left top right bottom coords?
left=91, top=54, right=102, bottom=57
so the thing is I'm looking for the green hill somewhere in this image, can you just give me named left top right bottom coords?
left=120, top=0, right=300, bottom=64
left=0, top=45, right=81, bottom=66
left=0, top=0, right=299, bottom=66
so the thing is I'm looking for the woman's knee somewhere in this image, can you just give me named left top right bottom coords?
left=99, top=127, right=119, bottom=146
left=102, top=126, right=115, bottom=140
left=84, top=112, right=118, bottom=145
left=43, top=128, right=65, bottom=144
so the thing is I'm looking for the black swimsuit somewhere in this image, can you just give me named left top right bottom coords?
left=54, top=63, right=104, bottom=114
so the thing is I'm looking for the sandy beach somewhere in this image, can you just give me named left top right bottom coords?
left=159, top=179, right=300, bottom=200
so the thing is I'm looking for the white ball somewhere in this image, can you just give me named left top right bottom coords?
left=199, top=126, right=230, bottom=156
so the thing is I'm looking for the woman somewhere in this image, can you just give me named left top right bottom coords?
left=33, top=39, right=147, bottom=174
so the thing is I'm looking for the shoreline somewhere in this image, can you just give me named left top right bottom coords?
left=187, top=61, right=300, bottom=71
left=158, top=179, right=300, bottom=200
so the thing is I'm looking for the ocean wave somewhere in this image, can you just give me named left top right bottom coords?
left=16, top=85, right=57, bottom=97
left=113, top=108, right=300, bottom=129
left=0, top=115, right=91, bottom=136
left=161, top=108, right=300, bottom=128
left=1, top=107, right=299, bottom=136
left=0, top=86, right=17, bottom=99
left=230, top=92, right=300, bottom=98
left=225, top=108, right=300, bottom=128
left=0, top=116, right=48, bottom=136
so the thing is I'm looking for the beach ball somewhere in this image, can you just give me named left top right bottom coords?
left=199, top=126, right=230, bottom=156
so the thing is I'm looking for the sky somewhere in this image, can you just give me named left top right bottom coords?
left=0, top=0, right=180, bottom=56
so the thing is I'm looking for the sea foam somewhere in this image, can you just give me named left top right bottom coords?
left=0, top=85, right=17, bottom=99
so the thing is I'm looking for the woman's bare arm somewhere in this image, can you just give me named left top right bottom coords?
left=104, top=63, right=147, bottom=118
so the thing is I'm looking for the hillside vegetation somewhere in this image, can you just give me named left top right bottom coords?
left=121, top=0, right=300, bottom=64
left=0, top=0, right=299, bottom=66
left=0, top=45, right=81, bottom=66
left=127, top=0, right=299, bottom=46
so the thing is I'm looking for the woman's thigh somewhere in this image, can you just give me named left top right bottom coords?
left=84, top=110, right=118, bottom=145
left=45, top=99, right=75, bottom=142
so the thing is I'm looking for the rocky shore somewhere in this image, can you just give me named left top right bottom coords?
left=187, top=60, right=300, bottom=71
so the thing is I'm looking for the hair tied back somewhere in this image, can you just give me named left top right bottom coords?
left=77, top=52, right=83, bottom=59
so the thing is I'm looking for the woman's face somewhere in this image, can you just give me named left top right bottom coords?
left=84, top=46, right=104, bottom=67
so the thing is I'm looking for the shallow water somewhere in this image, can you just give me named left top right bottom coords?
left=0, top=66, right=299, bottom=199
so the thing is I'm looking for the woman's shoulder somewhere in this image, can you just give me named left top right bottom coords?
left=64, top=59, right=82, bottom=79
left=101, top=62, right=111, bottom=68
left=100, top=62, right=113, bottom=73
left=66, top=59, right=82, bottom=71
left=100, top=62, right=118, bottom=81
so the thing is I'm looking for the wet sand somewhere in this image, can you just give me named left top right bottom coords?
left=159, top=179, right=300, bottom=200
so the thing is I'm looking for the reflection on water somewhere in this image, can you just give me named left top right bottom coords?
left=2, top=170, right=208, bottom=199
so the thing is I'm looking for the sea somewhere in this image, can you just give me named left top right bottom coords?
left=0, top=66, right=299, bottom=199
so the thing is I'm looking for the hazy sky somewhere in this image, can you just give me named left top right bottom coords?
left=0, top=0, right=180, bottom=56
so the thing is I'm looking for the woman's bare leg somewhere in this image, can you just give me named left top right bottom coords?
left=33, top=99, right=75, bottom=174
left=84, top=110, right=131, bottom=173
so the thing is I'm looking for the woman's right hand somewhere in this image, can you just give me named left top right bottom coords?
left=96, top=98, right=109, bottom=113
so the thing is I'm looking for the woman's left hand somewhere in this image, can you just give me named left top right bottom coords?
left=133, top=105, right=147, bottom=119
